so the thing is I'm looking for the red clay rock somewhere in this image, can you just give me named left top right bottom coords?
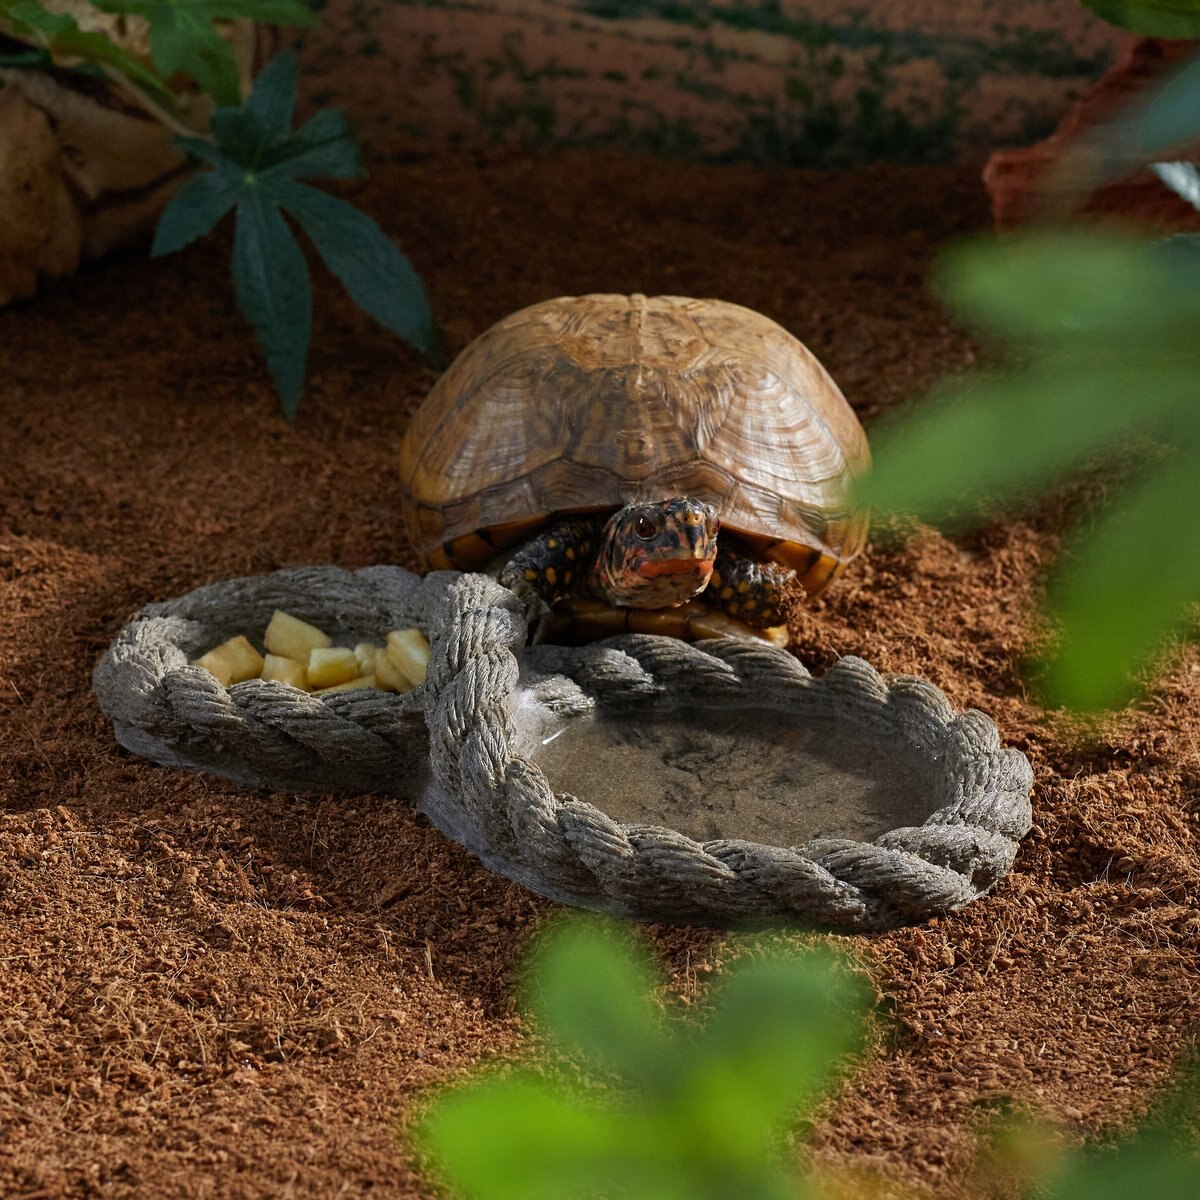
left=984, top=36, right=1200, bottom=231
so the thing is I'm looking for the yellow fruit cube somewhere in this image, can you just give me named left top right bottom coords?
left=261, top=653, right=308, bottom=690
left=264, top=610, right=332, bottom=662
left=315, top=674, right=377, bottom=694
left=385, top=628, right=430, bottom=687
left=194, top=635, right=264, bottom=687
left=306, top=646, right=360, bottom=689
left=374, top=647, right=414, bottom=693
left=354, top=641, right=378, bottom=676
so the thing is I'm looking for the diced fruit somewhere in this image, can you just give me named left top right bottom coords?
left=261, top=653, right=308, bottom=690
left=315, top=674, right=376, bottom=694
left=354, top=641, right=377, bottom=675
left=264, top=610, right=332, bottom=662
left=385, top=628, right=430, bottom=687
left=195, top=617, right=429, bottom=697
left=374, top=647, right=414, bottom=693
left=194, top=635, right=264, bottom=687
left=307, top=646, right=360, bottom=689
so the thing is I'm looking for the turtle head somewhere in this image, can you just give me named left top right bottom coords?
left=591, top=497, right=719, bottom=609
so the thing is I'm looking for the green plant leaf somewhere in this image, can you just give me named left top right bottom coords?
left=859, top=222, right=1200, bottom=710
left=0, top=46, right=48, bottom=67
left=148, top=8, right=241, bottom=105
left=242, top=39, right=296, bottom=138
left=3, top=0, right=176, bottom=105
left=936, top=229, right=1200, bottom=343
left=668, top=948, right=867, bottom=1164
left=231, top=193, right=311, bottom=418
left=4, top=1, right=70, bottom=32
left=1076, top=0, right=1200, bottom=38
left=274, top=180, right=437, bottom=355
left=91, top=0, right=314, bottom=105
left=1151, top=160, right=1200, bottom=211
left=152, top=49, right=433, bottom=415
left=1135, top=50, right=1200, bottom=156
left=857, top=364, right=1196, bottom=527
left=205, top=57, right=360, bottom=178
left=521, top=918, right=668, bottom=1086
left=208, top=48, right=299, bottom=162
left=415, top=924, right=863, bottom=1200
left=419, top=1071, right=649, bottom=1200
left=152, top=169, right=240, bottom=255
left=1039, top=456, right=1200, bottom=710
left=260, top=107, right=361, bottom=180
left=1152, top=232, right=1200, bottom=274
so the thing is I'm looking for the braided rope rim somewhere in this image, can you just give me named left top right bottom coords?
left=93, top=565, right=1034, bottom=930
left=423, top=574, right=1034, bottom=930
left=92, top=565, right=456, bottom=793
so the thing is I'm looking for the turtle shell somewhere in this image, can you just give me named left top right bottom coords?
left=399, top=294, right=870, bottom=597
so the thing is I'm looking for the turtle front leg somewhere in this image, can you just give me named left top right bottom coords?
left=497, top=516, right=602, bottom=635
left=708, top=543, right=795, bottom=627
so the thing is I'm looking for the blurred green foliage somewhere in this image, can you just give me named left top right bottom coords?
left=0, top=0, right=311, bottom=108
left=416, top=919, right=871, bottom=1200
left=1044, top=1119, right=1200, bottom=1200
left=858, top=50, right=1200, bottom=712
left=92, top=0, right=314, bottom=105
left=414, top=919, right=1200, bottom=1200
left=859, top=226, right=1200, bottom=711
left=996, top=1063, right=1200, bottom=1200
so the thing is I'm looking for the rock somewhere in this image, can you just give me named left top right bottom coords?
left=983, top=36, right=1200, bottom=232
left=0, top=15, right=268, bottom=305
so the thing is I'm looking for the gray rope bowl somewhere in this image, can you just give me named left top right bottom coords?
left=93, top=565, right=457, bottom=795
left=94, top=565, right=1034, bottom=932
left=423, top=574, right=1034, bottom=931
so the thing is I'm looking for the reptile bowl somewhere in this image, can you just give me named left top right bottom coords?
left=95, top=566, right=1033, bottom=932
left=93, top=565, right=452, bottom=795
left=421, top=575, right=1034, bottom=930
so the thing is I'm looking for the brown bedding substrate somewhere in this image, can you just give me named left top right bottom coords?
left=1, top=150, right=1197, bottom=1198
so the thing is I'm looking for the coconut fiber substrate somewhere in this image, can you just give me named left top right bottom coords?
left=1, top=151, right=1198, bottom=1199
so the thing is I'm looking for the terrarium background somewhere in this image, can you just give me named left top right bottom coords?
left=303, top=0, right=1122, bottom=162
left=5, top=3, right=1200, bottom=1199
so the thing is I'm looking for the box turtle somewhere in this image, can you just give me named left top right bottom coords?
left=399, top=293, right=870, bottom=642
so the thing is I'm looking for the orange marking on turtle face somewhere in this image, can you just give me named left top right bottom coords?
left=636, top=557, right=711, bottom=579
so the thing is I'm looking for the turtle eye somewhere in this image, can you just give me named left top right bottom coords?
left=634, top=513, right=659, bottom=541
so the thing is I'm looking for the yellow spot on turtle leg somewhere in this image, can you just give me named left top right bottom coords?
left=524, top=568, right=538, bottom=582
left=545, top=566, right=558, bottom=586
left=737, top=580, right=751, bottom=594
left=547, top=537, right=559, bottom=549
left=720, top=586, right=734, bottom=600
left=565, top=546, right=576, bottom=560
